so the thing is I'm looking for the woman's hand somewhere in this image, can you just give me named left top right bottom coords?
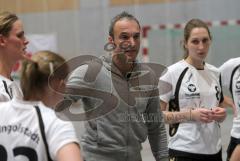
left=191, top=108, right=214, bottom=123
left=211, top=107, right=227, bottom=123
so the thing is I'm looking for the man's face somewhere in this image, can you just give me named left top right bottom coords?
left=110, top=19, right=141, bottom=63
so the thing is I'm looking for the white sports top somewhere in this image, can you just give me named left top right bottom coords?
left=219, top=57, right=240, bottom=139
left=0, top=75, right=22, bottom=102
left=160, top=60, right=223, bottom=154
left=0, top=98, right=79, bottom=161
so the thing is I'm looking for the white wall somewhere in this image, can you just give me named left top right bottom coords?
left=19, top=0, right=240, bottom=65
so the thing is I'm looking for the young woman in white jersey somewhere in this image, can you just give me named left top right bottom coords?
left=0, top=11, right=29, bottom=101
left=159, top=19, right=226, bottom=161
left=0, top=50, right=83, bottom=161
left=219, top=57, right=240, bottom=161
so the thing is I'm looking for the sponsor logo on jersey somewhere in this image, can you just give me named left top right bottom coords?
left=185, top=83, right=200, bottom=99
left=235, top=81, right=240, bottom=95
left=185, top=93, right=200, bottom=98
left=236, top=80, right=240, bottom=89
left=187, top=84, right=196, bottom=92
left=215, top=85, right=221, bottom=101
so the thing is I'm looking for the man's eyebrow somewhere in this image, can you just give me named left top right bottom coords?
left=120, top=32, right=140, bottom=35
left=120, top=32, right=129, bottom=35
left=134, top=32, right=140, bottom=35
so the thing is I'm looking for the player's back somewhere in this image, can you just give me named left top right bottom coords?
left=0, top=98, right=78, bottom=161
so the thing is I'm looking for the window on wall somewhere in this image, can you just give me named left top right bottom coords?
left=0, top=0, right=79, bottom=14
left=110, top=0, right=182, bottom=6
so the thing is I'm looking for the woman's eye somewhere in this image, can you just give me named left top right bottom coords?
left=202, top=38, right=209, bottom=44
left=192, top=40, right=199, bottom=45
left=17, top=32, right=24, bottom=38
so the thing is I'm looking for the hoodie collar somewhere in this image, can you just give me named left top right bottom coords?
left=101, top=54, right=140, bottom=79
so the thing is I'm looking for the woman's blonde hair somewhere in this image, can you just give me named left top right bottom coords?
left=0, top=11, right=18, bottom=36
left=21, top=50, right=68, bottom=100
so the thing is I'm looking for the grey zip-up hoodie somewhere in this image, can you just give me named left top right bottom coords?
left=67, top=55, right=168, bottom=161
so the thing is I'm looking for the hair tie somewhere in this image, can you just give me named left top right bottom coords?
left=49, top=62, right=54, bottom=74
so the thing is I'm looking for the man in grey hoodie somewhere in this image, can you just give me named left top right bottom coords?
left=66, top=11, right=168, bottom=161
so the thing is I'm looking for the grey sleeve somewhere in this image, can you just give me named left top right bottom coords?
left=66, top=64, right=92, bottom=101
left=67, top=64, right=91, bottom=87
left=66, top=64, right=101, bottom=113
left=146, top=96, right=169, bottom=161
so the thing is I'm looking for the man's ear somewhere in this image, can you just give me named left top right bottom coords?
left=108, top=36, right=114, bottom=43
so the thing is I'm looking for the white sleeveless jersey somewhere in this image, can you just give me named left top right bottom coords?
left=160, top=60, right=223, bottom=154
left=0, top=75, right=23, bottom=102
left=0, top=98, right=79, bottom=161
left=219, top=57, right=240, bottom=139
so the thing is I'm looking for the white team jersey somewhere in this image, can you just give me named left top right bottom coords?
left=0, top=98, right=79, bottom=161
left=160, top=60, right=223, bottom=154
left=219, top=57, right=240, bottom=139
left=0, top=75, right=22, bottom=102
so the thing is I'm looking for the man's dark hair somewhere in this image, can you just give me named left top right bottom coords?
left=109, top=11, right=141, bottom=39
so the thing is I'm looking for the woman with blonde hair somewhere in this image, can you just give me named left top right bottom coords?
left=0, top=11, right=29, bottom=101
left=0, top=50, right=83, bottom=161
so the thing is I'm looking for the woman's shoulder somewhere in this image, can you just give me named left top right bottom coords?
left=167, top=60, right=188, bottom=73
left=38, top=102, right=57, bottom=118
left=220, top=57, right=240, bottom=69
left=38, top=102, right=73, bottom=126
left=160, top=60, right=188, bottom=82
left=226, top=57, right=240, bottom=65
left=205, top=63, right=221, bottom=75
